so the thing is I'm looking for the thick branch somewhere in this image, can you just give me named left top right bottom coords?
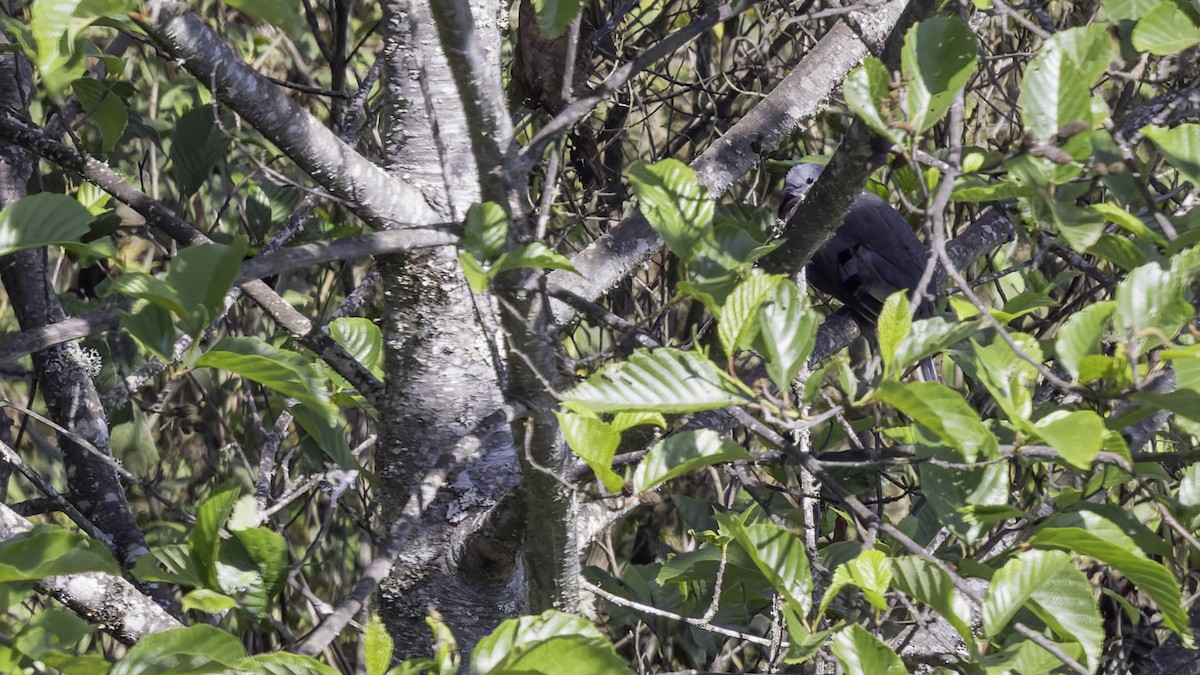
left=140, top=1, right=438, bottom=229
left=0, top=503, right=181, bottom=644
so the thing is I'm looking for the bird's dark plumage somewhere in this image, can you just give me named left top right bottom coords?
left=781, top=163, right=936, bottom=379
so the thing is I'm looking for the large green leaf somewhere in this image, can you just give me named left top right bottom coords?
left=328, top=317, right=384, bottom=380
left=0, top=193, right=95, bottom=257
left=196, top=337, right=331, bottom=413
left=470, top=610, right=631, bottom=675
left=189, top=484, right=240, bottom=590
left=877, top=293, right=911, bottom=377
left=112, top=239, right=247, bottom=337
left=1056, top=301, right=1115, bottom=380
left=233, top=652, right=338, bottom=675
left=1029, top=526, right=1190, bottom=644
left=0, top=525, right=120, bottom=582
left=170, top=105, right=230, bottom=197
left=830, top=624, right=906, bottom=675
left=30, top=0, right=131, bottom=95
left=632, top=429, right=751, bottom=494
left=877, top=380, right=999, bottom=461
left=629, top=159, right=714, bottom=262
left=1132, top=0, right=1200, bottom=54
left=844, top=57, right=904, bottom=145
left=111, top=625, right=246, bottom=675
left=228, top=527, right=289, bottom=615
left=1031, top=410, right=1104, bottom=469
left=1113, top=261, right=1193, bottom=358
left=364, top=615, right=395, bottom=675
left=562, top=348, right=748, bottom=414
left=983, top=550, right=1103, bottom=671
left=1143, top=123, right=1200, bottom=187
left=462, top=202, right=508, bottom=262
left=718, top=274, right=783, bottom=355
left=891, top=556, right=974, bottom=646
left=817, top=549, right=892, bottom=617
left=1019, top=25, right=1114, bottom=142
left=758, top=280, right=818, bottom=393
left=902, top=15, right=979, bottom=133
left=717, top=512, right=813, bottom=613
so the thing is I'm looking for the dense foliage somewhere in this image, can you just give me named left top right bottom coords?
left=1, top=0, right=1200, bottom=673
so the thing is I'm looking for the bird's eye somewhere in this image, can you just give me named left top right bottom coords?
left=807, top=178, right=814, bottom=184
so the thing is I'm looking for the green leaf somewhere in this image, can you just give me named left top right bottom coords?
left=632, top=429, right=751, bottom=493
left=462, top=202, right=508, bottom=262
left=1028, top=526, right=1190, bottom=645
left=234, top=652, right=338, bottom=675
left=902, top=16, right=979, bottom=133
left=983, top=549, right=1103, bottom=671
left=492, top=242, right=577, bottom=274
left=562, top=348, right=748, bottom=414
left=196, top=337, right=331, bottom=413
left=629, top=159, right=715, bottom=262
left=818, top=549, right=892, bottom=617
left=1103, top=0, right=1160, bottom=21
left=1132, top=0, right=1200, bottom=54
left=1019, top=25, right=1114, bottom=142
left=290, top=403, right=357, bottom=470
left=529, top=0, right=581, bottom=38
left=364, top=614, right=394, bottom=675
left=717, top=512, right=813, bottom=613
left=73, top=78, right=128, bottom=153
left=877, top=380, right=999, bottom=461
left=830, top=624, right=906, bottom=675
left=1091, top=203, right=1168, bottom=246
left=189, top=485, right=240, bottom=590
left=844, top=57, right=903, bottom=145
left=111, top=239, right=247, bottom=337
left=180, top=589, right=237, bottom=614
left=718, top=274, right=783, bottom=355
left=0, top=193, right=96, bottom=256
left=557, top=411, right=624, bottom=492
left=1056, top=301, right=1115, bottom=379
left=890, top=556, right=974, bottom=646
left=1113, top=261, right=1193, bottom=357
left=877, top=292, right=911, bottom=377
left=171, top=105, right=229, bottom=197
left=920, top=458, right=1011, bottom=544
left=758, top=280, right=818, bottom=392
left=111, top=625, right=247, bottom=675
left=222, top=0, right=305, bottom=36
left=470, top=610, right=632, bottom=675
left=229, top=526, right=289, bottom=607
left=329, top=318, right=384, bottom=380
left=1143, top=123, right=1200, bottom=187
left=1031, top=410, right=1104, bottom=469
left=892, top=316, right=981, bottom=376
left=0, top=525, right=120, bottom=581
left=30, top=0, right=131, bottom=95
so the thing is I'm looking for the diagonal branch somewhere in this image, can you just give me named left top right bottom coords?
left=139, top=1, right=438, bottom=229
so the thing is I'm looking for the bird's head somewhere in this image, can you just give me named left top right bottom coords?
left=779, top=162, right=825, bottom=221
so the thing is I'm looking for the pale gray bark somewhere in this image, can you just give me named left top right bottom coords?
left=374, top=0, right=524, bottom=655
left=0, top=502, right=181, bottom=644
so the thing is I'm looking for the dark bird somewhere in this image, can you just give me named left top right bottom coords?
left=780, top=162, right=937, bottom=380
